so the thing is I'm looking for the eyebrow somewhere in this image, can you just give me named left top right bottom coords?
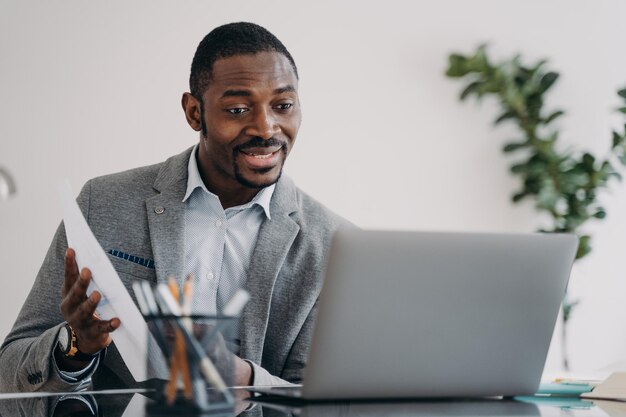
left=273, top=85, right=296, bottom=95
left=222, top=89, right=251, bottom=98
left=220, top=85, right=296, bottom=98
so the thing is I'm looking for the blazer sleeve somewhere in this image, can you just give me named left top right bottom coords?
left=0, top=181, right=94, bottom=392
left=246, top=301, right=317, bottom=386
left=278, top=299, right=318, bottom=384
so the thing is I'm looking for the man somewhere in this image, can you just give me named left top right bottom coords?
left=0, top=22, right=349, bottom=392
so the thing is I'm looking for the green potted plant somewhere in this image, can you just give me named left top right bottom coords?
left=445, top=45, right=626, bottom=370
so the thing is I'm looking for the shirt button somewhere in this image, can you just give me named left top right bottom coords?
left=207, top=272, right=214, bottom=280
left=215, top=220, right=223, bottom=227
left=154, top=207, right=165, bottom=214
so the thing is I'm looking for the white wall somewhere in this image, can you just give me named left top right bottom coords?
left=1, top=0, right=625, bottom=374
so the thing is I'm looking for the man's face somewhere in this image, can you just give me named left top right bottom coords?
left=185, top=51, right=301, bottom=194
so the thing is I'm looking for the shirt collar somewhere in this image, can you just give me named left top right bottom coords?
left=183, top=144, right=274, bottom=219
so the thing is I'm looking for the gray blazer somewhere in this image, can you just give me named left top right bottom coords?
left=0, top=147, right=350, bottom=392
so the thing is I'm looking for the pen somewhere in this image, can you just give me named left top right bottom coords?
left=200, top=289, right=250, bottom=347
left=165, top=278, right=193, bottom=403
left=155, top=284, right=231, bottom=397
left=165, top=329, right=193, bottom=404
left=132, top=282, right=170, bottom=358
left=180, top=275, right=207, bottom=406
left=131, top=282, right=150, bottom=316
left=181, top=275, right=194, bottom=332
left=553, top=378, right=600, bottom=386
left=183, top=274, right=193, bottom=317
left=140, top=281, right=160, bottom=316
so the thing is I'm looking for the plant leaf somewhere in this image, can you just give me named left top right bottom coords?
left=503, top=142, right=528, bottom=152
left=536, top=187, right=559, bottom=210
left=575, top=235, right=591, bottom=259
left=495, top=111, right=517, bottom=125
left=582, top=153, right=595, bottom=168
left=612, top=131, right=623, bottom=149
left=563, top=299, right=580, bottom=322
left=618, top=88, right=626, bottom=99
left=512, top=192, right=527, bottom=202
left=446, top=54, right=469, bottom=77
left=472, top=45, right=490, bottom=72
left=619, top=107, right=626, bottom=114
left=510, top=163, right=527, bottom=174
left=460, top=81, right=482, bottom=100
left=544, top=110, right=565, bottom=124
left=539, top=72, right=559, bottom=93
left=593, top=209, right=606, bottom=219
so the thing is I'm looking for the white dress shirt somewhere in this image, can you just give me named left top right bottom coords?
left=183, top=144, right=275, bottom=318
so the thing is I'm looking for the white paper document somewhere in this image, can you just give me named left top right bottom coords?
left=59, top=180, right=166, bottom=381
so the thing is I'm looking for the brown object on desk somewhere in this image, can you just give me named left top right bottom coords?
left=165, top=278, right=193, bottom=404
left=581, top=373, right=626, bottom=402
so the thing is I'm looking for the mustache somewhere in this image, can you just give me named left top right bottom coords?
left=235, top=137, right=287, bottom=152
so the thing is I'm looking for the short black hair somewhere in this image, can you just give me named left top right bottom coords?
left=189, top=22, right=298, bottom=100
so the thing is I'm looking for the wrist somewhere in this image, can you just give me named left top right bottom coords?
left=57, top=323, right=100, bottom=362
left=233, top=357, right=254, bottom=386
left=54, top=343, right=93, bottom=373
left=243, top=359, right=254, bottom=386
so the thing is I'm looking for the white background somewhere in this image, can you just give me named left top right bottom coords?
left=1, top=0, right=625, bottom=374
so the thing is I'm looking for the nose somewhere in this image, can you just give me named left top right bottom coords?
left=246, top=108, right=280, bottom=140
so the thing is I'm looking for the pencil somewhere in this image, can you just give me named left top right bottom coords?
left=165, top=278, right=193, bottom=402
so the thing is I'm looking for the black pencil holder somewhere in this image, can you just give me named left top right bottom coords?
left=144, top=315, right=239, bottom=415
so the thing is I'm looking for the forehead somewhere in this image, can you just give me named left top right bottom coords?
left=206, top=52, right=298, bottom=96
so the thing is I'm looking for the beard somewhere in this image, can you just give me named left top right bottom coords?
left=232, top=137, right=287, bottom=189
left=234, top=163, right=284, bottom=189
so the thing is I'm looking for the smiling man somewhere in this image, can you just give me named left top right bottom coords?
left=0, top=22, right=350, bottom=392
left=185, top=49, right=300, bottom=206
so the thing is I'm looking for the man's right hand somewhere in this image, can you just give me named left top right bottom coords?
left=59, top=248, right=120, bottom=357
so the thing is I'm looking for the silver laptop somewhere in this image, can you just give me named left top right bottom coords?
left=252, top=229, right=578, bottom=400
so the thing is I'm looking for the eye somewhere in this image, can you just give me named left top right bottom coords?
left=274, top=103, right=293, bottom=111
left=227, top=107, right=249, bottom=115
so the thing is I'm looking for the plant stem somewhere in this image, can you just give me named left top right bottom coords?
left=561, top=313, right=569, bottom=371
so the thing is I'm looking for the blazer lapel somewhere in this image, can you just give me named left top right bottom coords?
left=143, top=148, right=302, bottom=363
left=145, top=147, right=193, bottom=284
left=239, top=176, right=300, bottom=363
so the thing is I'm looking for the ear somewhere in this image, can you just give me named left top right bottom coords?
left=181, top=92, right=202, bottom=132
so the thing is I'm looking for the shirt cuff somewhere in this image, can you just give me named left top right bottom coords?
left=245, top=360, right=292, bottom=387
left=52, top=342, right=100, bottom=384
left=51, top=394, right=99, bottom=416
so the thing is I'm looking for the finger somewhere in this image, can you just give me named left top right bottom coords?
left=61, top=268, right=91, bottom=318
left=63, top=248, right=79, bottom=297
left=76, top=300, right=121, bottom=336
left=78, top=317, right=119, bottom=342
left=75, top=318, right=119, bottom=354
left=66, top=267, right=92, bottom=308
left=97, top=317, right=121, bottom=334
left=62, top=267, right=93, bottom=317
left=90, top=318, right=120, bottom=341
left=75, top=267, right=92, bottom=294
left=73, top=291, right=101, bottom=326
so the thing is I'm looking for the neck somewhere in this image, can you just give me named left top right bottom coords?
left=211, top=185, right=259, bottom=210
left=196, top=161, right=259, bottom=211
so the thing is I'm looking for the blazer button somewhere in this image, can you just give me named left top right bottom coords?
left=154, top=207, right=165, bottom=214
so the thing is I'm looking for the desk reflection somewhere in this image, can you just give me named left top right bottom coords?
left=0, top=391, right=622, bottom=417
left=258, top=399, right=541, bottom=417
left=0, top=391, right=134, bottom=417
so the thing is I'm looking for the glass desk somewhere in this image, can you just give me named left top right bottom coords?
left=0, top=387, right=623, bottom=417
